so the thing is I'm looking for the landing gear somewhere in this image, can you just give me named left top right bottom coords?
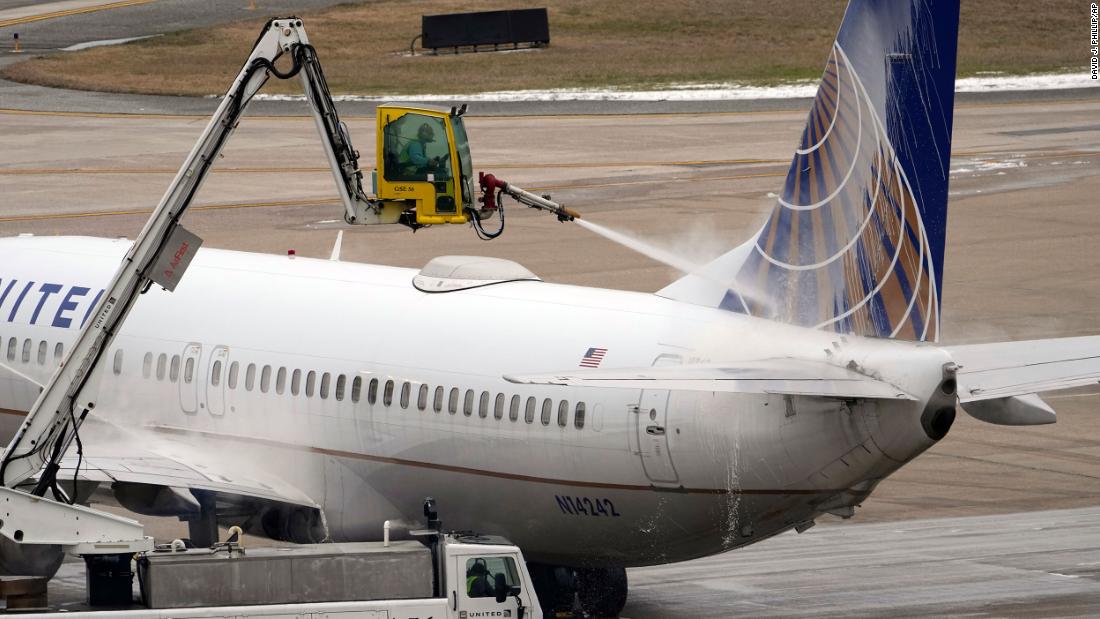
left=576, top=567, right=628, bottom=618
left=528, top=563, right=628, bottom=618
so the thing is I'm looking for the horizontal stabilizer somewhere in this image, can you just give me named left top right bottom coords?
left=505, top=358, right=915, bottom=400
left=960, top=393, right=1056, bottom=426
left=946, top=336, right=1100, bottom=402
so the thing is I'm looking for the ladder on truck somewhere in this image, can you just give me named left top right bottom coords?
left=0, top=17, right=412, bottom=555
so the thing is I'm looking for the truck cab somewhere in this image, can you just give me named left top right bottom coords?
left=443, top=534, right=540, bottom=618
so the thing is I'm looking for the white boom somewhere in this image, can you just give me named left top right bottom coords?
left=0, top=18, right=384, bottom=494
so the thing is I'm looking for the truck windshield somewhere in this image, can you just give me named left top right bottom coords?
left=452, top=116, right=474, bottom=208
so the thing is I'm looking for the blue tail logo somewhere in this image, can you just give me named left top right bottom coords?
left=706, top=1, right=959, bottom=342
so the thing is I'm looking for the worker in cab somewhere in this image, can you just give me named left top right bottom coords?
left=466, top=559, right=495, bottom=598
left=400, top=122, right=447, bottom=180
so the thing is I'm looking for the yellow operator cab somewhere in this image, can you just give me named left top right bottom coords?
left=375, top=104, right=475, bottom=225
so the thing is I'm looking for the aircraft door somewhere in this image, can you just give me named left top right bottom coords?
left=634, top=354, right=680, bottom=484
left=179, top=343, right=202, bottom=414
left=207, top=346, right=228, bottom=416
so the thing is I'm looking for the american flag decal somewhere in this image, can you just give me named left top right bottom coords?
left=579, top=347, right=607, bottom=368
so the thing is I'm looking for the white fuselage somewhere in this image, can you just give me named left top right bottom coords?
left=0, top=236, right=946, bottom=567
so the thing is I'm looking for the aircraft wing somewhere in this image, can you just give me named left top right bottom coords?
left=945, top=336, right=1100, bottom=402
left=48, top=416, right=317, bottom=509
left=505, top=358, right=916, bottom=400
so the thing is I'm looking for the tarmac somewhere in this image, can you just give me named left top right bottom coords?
left=1, top=0, right=1100, bottom=616
left=5, top=91, right=1098, bottom=618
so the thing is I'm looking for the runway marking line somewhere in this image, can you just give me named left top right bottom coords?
left=0, top=197, right=342, bottom=223
left=4, top=151, right=1091, bottom=178
left=0, top=159, right=788, bottom=176
left=0, top=171, right=786, bottom=223
left=0, top=0, right=156, bottom=29
left=0, top=96, right=1095, bottom=122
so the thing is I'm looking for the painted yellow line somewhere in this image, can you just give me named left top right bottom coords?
left=5, top=150, right=1093, bottom=178
left=0, top=108, right=301, bottom=121
left=0, top=171, right=786, bottom=223
left=0, top=159, right=787, bottom=176
left=0, top=0, right=156, bottom=29
left=0, top=197, right=341, bottom=223
left=0, top=96, right=1095, bottom=123
left=530, top=171, right=785, bottom=192
left=0, top=166, right=334, bottom=176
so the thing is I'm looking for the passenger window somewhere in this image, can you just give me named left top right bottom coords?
left=368, top=378, right=379, bottom=405
left=155, top=353, right=166, bottom=380
left=142, top=352, right=152, bottom=378
left=449, top=388, right=459, bottom=414
left=211, top=360, right=222, bottom=386
left=525, top=397, right=536, bottom=424
left=541, top=398, right=552, bottom=426
left=292, top=369, right=302, bottom=396
left=260, top=365, right=272, bottom=393
left=6, top=337, right=15, bottom=361
left=37, top=340, right=46, bottom=365
left=418, top=384, right=429, bottom=411
left=21, top=339, right=31, bottom=363
left=494, top=393, right=505, bottom=420
left=184, top=357, right=195, bottom=384
left=433, top=386, right=444, bottom=412
left=335, top=375, right=346, bottom=401
left=400, top=382, right=411, bottom=409
left=351, top=376, right=362, bottom=402
left=574, top=402, right=586, bottom=429
left=112, top=349, right=124, bottom=376
left=228, top=361, right=239, bottom=388
left=320, top=372, right=331, bottom=399
left=464, top=556, right=520, bottom=599
left=170, top=355, right=180, bottom=382
left=245, top=363, right=256, bottom=391
left=463, top=389, right=474, bottom=416
left=479, top=391, right=490, bottom=418
left=383, top=380, right=394, bottom=406
left=558, top=400, right=569, bottom=427
left=276, top=367, right=287, bottom=395
left=54, top=342, right=63, bottom=361
left=509, top=395, right=520, bottom=422
left=306, top=370, right=316, bottom=397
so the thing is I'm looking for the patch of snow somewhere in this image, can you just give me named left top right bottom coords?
left=243, top=72, right=1096, bottom=103
left=974, top=160, right=1027, bottom=171
left=62, top=34, right=160, bottom=52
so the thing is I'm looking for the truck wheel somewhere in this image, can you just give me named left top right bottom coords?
left=576, top=567, right=628, bottom=617
left=527, top=563, right=577, bottom=612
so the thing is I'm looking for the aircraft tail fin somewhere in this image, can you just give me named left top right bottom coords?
left=659, top=0, right=960, bottom=342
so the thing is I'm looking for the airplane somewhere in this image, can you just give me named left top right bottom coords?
left=1, top=0, right=1098, bottom=615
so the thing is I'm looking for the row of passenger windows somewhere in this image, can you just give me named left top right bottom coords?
left=4, top=337, right=64, bottom=366
left=132, top=351, right=588, bottom=429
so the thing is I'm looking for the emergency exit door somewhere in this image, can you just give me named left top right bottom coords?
left=634, top=355, right=680, bottom=484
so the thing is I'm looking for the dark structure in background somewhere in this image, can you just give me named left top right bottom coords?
left=418, top=8, right=549, bottom=54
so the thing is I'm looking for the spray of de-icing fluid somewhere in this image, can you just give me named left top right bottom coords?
left=573, top=218, right=774, bottom=314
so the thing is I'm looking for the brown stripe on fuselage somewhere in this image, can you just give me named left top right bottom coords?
left=149, top=424, right=845, bottom=497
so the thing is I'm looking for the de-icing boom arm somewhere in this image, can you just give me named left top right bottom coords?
left=0, top=18, right=378, bottom=492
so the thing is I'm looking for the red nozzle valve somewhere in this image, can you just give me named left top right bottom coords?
left=478, top=172, right=507, bottom=211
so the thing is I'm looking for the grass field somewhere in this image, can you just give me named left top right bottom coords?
left=0, top=0, right=1088, bottom=97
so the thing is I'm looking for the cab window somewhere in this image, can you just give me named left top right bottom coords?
left=382, top=113, right=452, bottom=183
left=464, top=556, right=520, bottom=599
